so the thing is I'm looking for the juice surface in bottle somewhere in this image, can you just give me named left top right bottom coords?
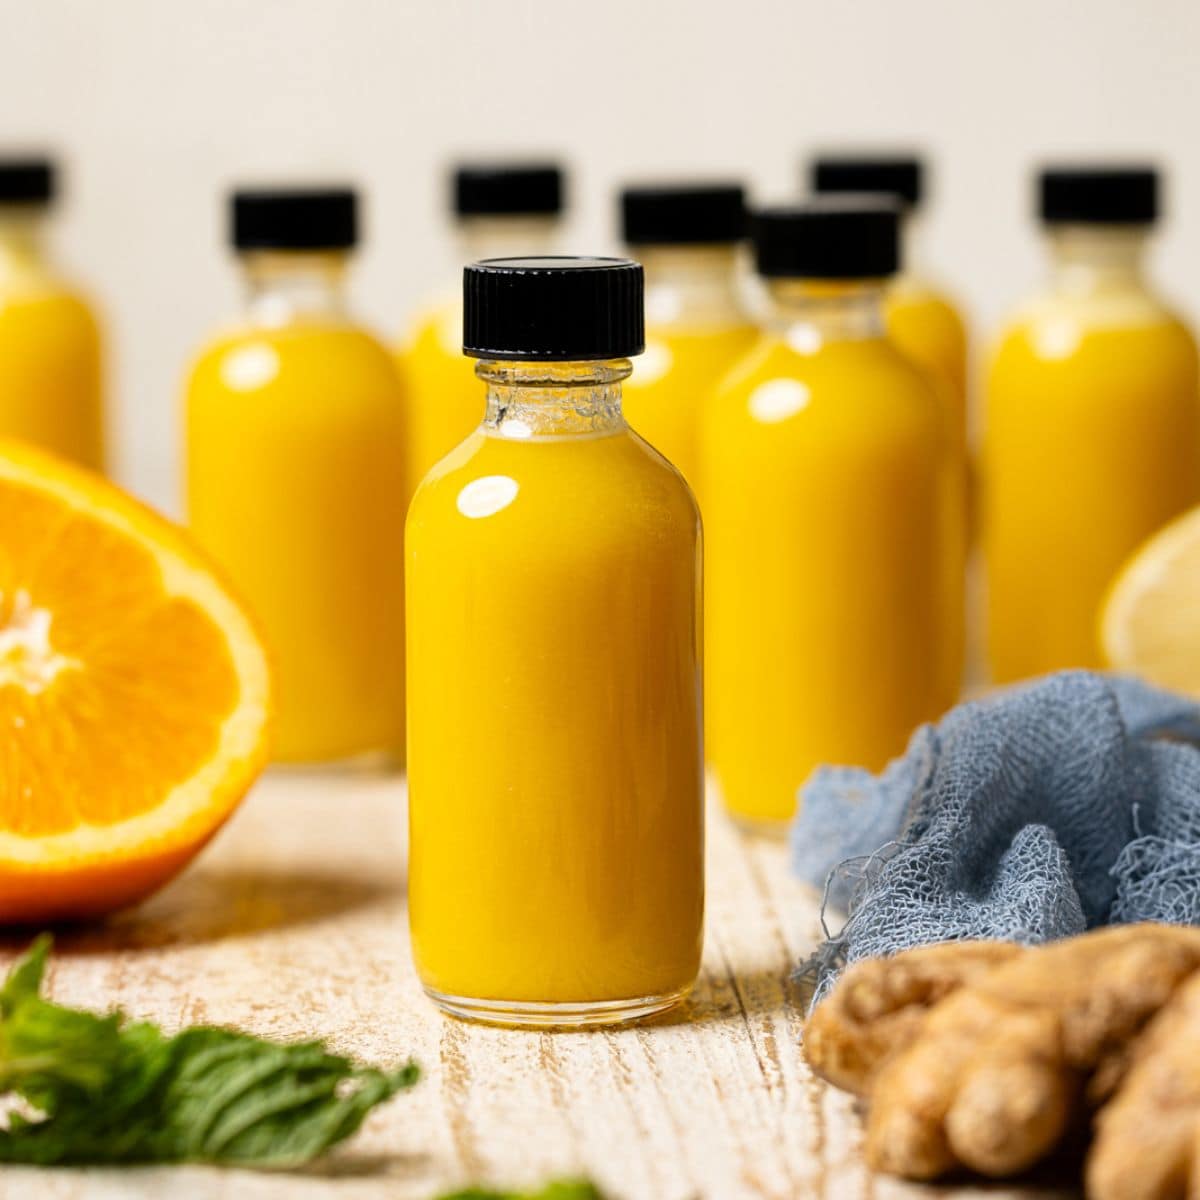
left=702, top=200, right=959, bottom=828
left=185, top=188, right=408, bottom=764
left=984, top=166, right=1200, bottom=682
left=619, top=183, right=756, bottom=495
left=811, top=155, right=969, bottom=455
left=407, top=257, right=703, bottom=1028
left=399, top=162, right=564, bottom=493
left=0, top=158, right=104, bottom=470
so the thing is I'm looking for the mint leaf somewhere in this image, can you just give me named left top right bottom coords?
left=0, top=933, right=49, bottom=1010
left=157, top=1028, right=419, bottom=1166
left=437, top=1181, right=606, bottom=1200
left=0, top=938, right=418, bottom=1166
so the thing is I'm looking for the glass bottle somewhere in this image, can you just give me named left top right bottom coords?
left=399, top=162, right=565, bottom=493
left=0, top=157, right=103, bottom=470
left=185, top=187, right=408, bottom=764
left=406, top=257, right=704, bottom=1027
left=619, top=183, right=757, bottom=496
left=703, top=200, right=960, bottom=830
left=810, top=154, right=969, bottom=454
left=984, top=166, right=1200, bottom=681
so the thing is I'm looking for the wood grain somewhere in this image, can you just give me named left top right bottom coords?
left=0, top=773, right=1074, bottom=1199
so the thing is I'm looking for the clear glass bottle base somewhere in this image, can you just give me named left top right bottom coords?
left=425, top=985, right=690, bottom=1030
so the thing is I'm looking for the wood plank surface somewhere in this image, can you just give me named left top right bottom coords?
left=0, top=773, right=1076, bottom=1199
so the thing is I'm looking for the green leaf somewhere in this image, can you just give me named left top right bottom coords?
left=436, top=1181, right=606, bottom=1200
left=0, top=933, right=50, bottom=1012
left=0, top=937, right=419, bottom=1167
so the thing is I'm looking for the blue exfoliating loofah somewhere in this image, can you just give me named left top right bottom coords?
left=792, top=671, right=1200, bottom=1005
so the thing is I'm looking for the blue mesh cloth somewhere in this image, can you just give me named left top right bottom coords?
left=792, top=671, right=1200, bottom=1004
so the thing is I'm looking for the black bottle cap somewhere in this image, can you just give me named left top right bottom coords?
left=453, top=163, right=564, bottom=218
left=231, top=188, right=358, bottom=250
left=620, top=183, right=747, bottom=245
left=810, top=155, right=923, bottom=209
left=463, top=256, right=644, bottom=361
left=1039, top=166, right=1159, bottom=225
left=0, top=157, right=55, bottom=205
left=752, top=198, right=901, bottom=279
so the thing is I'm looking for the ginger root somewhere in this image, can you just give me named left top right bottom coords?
left=804, top=924, right=1200, bottom=1183
left=803, top=940, right=1021, bottom=1095
left=1087, top=968, right=1200, bottom=1200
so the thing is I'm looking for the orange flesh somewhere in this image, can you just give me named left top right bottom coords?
left=1, top=481, right=238, bottom=837
left=0, top=440, right=271, bottom=921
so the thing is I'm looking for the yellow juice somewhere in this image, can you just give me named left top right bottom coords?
left=624, top=324, right=756, bottom=491
left=617, top=197, right=755, bottom=494
left=703, top=279, right=955, bottom=825
left=407, top=274, right=703, bottom=1023
left=186, top=249, right=407, bottom=763
left=402, top=294, right=479, bottom=489
left=887, top=281, right=971, bottom=641
left=985, top=243, right=1200, bottom=680
left=0, top=215, right=103, bottom=469
left=809, top=158, right=969, bottom=455
left=886, top=278, right=968, bottom=453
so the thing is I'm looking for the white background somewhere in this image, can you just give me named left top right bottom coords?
left=2, top=0, right=1198, bottom=510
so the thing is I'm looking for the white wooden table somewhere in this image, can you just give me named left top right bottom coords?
left=0, top=774, right=1073, bottom=1199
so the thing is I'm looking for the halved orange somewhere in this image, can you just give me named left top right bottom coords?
left=1101, top=503, right=1200, bottom=695
left=0, top=438, right=272, bottom=922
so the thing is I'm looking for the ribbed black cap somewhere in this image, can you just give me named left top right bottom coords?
left=231, top=188, right=358, bottom=250
left=463, top=256, right=644, bottom=361
left=1039, top=166, right=1159, bottom=225
left=620, top=183, right=747, bottom=245
left=0, top=157, right=55, bottom=205
left=453, top=163, right=564, bottom=218
left=753, top=198, right=901, bottom=279
left=810, top=155, right=923, bottom=209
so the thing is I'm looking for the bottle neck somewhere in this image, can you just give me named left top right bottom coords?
left=476, top=359, right=629, bottom=439
left=238, top=251, right=350, bottom=325
left=1044, top=225, right=1149, bottom=295
left=455, top=216, right=561, bottom=263
left=0, top=209, right=51, bottom=282
left=762, top=279, right=887, bottom=348
left=637, top=244, right=745, bottom=327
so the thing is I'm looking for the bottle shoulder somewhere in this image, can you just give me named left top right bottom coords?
left=627, top=321, right=759, bottom=396
left=996, top=283, right=1193, bottom=351
left=194, top=315, right=393, bottom=359
left=409, top=425, right=698, bottom=531
left=705, top=334, right=943, bottom=447
left=714, top=333, right=936, bottom=399
left=0, top=268, right=98, bottom=327
left=404, top=293, right=462, bottom=357
left=187, top=318, right=402, bottom=396
left=886, top=278, right=968, bottom=340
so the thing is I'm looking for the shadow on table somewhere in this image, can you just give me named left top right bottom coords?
left=639, top=962, right=808, bottom=1031
left=930, top=1149, right=1086, bottom=1198
left=0, top=864, right=401, bottom=955
left=291, top=1149, right=433, bottom=1180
